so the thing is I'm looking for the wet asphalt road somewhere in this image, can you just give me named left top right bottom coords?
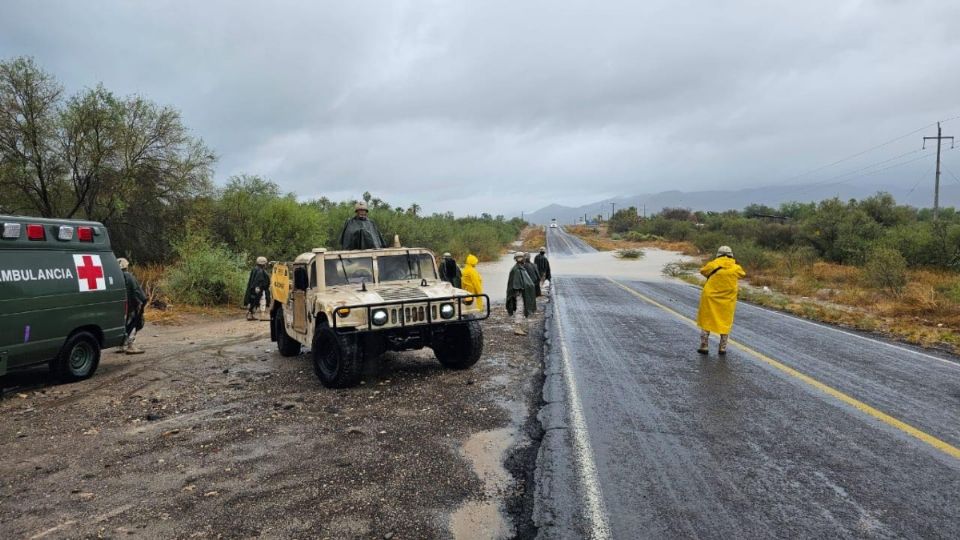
left=536, top=227, right=960, bottom=539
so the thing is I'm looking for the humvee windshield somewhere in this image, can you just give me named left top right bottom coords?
left=324, top=257, right=375, bottom=286
left=378, top=254, right=437, bottom=282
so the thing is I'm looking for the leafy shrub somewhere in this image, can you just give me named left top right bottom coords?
left=781, top=245, right=819, bottom=277
left=692, top=231, right=728, bottom=254
left=662, top=260, right=699, bottom=277
left=163, top=232, right=249, bottom=306
left=616, top=248, right=644, bottom=259
left=624, top=231, right=664, bottom=242
left=733, top=243, right=774, bottom=272
left=862, top=246, right=908, bottom=294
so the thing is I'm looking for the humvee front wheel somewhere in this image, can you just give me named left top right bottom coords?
left=53, top=331, right=101, bottom=382
left=433, top=320, right=483, bottom=369
left=312, top=325, right=362, bottom=388
left=273, top=308, right=302, bottom=357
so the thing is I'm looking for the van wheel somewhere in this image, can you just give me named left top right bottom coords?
left=312, top=325, right=362, bottom=388
left=433, top=320, right=483, bottom=369
left=274, top=308, right=301, bottom=357
left=54, top=331, right=101, bottom=382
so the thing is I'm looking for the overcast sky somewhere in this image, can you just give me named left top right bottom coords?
left=2, top=0, right=960, bottom=216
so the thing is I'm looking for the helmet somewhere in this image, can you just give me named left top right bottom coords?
left=539, top=246, right=546, bottom=252
left=256, top=256, right=268, bottom=265
left=514, top=251, right=525, bottom=260
left=355, top=201, right=368, bottom=211
left=442, top=252, right=452, bottom=258
left=117, top=258, right=129, bottom=270
left=717, top=245, right=733, bottom=257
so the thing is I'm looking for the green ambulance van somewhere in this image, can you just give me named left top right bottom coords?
left=0, top=215, right=126, bottom=381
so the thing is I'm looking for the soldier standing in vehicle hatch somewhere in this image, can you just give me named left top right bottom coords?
left=117, top=258, right=147, bottom=354
left=339, top=201, right=387, bottom=250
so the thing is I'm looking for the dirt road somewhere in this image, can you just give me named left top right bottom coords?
left=0, top=305, right=543, bottom=539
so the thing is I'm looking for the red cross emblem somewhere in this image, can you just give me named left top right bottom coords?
left=73, top=254, right=105, bottom=292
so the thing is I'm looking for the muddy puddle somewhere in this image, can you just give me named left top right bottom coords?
left=450, top=398, right=526, bottom=540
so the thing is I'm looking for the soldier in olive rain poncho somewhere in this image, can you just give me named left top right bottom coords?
left=245, top=256, right=271, bottom=321
left=339, top=201, right=387, bottom=250
left=506, top=252, right=537, bottom=335
left=523, top=253, right=541, bottom=297
left=117, top=258, right=147, bottom=354
left=534, top=247, right=551, bottom=283
left=438, top=252, right=462, bottom=288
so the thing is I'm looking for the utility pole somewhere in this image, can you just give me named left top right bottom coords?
left=923, top=122, right=954, bottom=221
left=610, top=202, right=616, bottom=218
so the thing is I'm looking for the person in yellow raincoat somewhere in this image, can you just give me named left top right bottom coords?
left=461, top=254, right=484, bottom=310
left=696, top=245, right=746, bottom=355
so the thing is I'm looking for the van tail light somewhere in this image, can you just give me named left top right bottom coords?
left=2, top=223, right=21, bottom=239
left=77, top=226, right=94, bottom=242
left=27, top=224, right=46, bottom=241
left=57, top=226, right=74, bottom=241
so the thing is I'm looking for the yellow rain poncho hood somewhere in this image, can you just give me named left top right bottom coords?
left=461, top=254, right=484, bottom=309
left=696, top=256, right=746, bottom=334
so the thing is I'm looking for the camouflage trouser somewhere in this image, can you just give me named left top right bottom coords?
left=700, top=330, right=730, bottom=351
left=699, top=330, right=728, bottom=350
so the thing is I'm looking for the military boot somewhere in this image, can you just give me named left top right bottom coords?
left=125, top=336, right=145, bottom=355
left=697, top=331, right=709, bottom=355
left=718, top=334, right=729, bottom=356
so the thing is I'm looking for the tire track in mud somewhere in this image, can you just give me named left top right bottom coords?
left=11, top=332, right=265, bottom=409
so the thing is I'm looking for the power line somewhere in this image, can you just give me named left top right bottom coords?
left=782, top=148, right=930, bottom=197
left=780, top=121, right=941, bottom=185
left=904, top=161, right=937, bottom=200
left=942, top=164, right=960, bottom=186
left=768, top=113, right=960, bottom=192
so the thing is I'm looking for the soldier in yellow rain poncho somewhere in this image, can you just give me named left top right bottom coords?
left=461, top=254, right=484, bottom=310
left=696, top=246, right=746, bottom=355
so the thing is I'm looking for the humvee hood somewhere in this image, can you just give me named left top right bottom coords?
left=322, top=281, right=462, bottom=307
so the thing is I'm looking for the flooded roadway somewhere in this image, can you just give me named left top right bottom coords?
left=535, top=226, right=960, bottom=539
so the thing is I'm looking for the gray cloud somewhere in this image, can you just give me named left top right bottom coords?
left=2, top=0, right=959, bottom=215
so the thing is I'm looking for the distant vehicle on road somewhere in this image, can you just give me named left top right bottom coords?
left=550, top=218, right=558, bottom=229
left=0, top=215, right=126, bottom=381
left=270, top=246, right=490, bottom=388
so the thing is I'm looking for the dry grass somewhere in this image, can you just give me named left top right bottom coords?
left=675, top=253, right=960, bottom=354
left=565, top=225, right=699, bottom=255
left=519, top=226, right=546, bottom=252
left=132, top=264, right=241, bottom=326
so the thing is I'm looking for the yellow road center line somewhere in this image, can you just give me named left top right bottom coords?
left=608, top=278, right=960, bottom=461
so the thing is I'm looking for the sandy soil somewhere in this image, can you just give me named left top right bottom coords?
left=0, top=303, right=544, bottom=539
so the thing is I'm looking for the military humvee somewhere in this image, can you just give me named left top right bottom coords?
left=269, top=247, right=490, bottom=388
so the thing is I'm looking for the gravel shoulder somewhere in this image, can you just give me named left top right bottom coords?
left=0, top=304, right=544, bottom=539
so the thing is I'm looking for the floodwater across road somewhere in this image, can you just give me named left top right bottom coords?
left=534, top=226, right=960, bottom=539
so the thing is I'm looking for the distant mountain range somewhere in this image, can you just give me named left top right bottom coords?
left=524, top=183, right=960, bottom=224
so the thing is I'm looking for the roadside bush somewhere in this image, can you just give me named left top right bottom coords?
left=692, top=230, right=728, bottom=254
left=163, top=232, right=249, bottom=306
left=733, top=243, right=774, bottom=273
left=616, top=248, right=644, bottom=259
left=862, top=246, right=908, bottom=294
left=624, top=231, right=664, bottom=242
left=781, top=245, right=819, bottom=278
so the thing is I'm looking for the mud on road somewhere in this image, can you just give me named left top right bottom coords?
left=0, top=305, right=544, bottom=539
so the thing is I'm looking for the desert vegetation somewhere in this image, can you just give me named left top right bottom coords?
left=0, top=57, right=524, bottom=309
left=573, top=194, right=960, bottom=351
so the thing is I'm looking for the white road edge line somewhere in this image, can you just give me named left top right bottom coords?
left=666, top=280, right=960, bottom=371
left=553, top=288, right=613, bottom=540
